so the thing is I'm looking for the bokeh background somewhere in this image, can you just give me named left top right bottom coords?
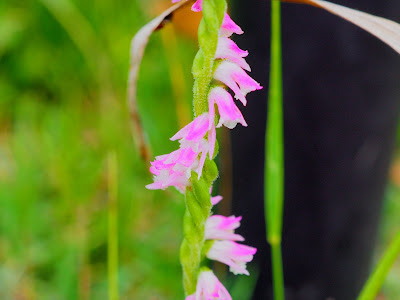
left=0, top=0, right=399, bottom=299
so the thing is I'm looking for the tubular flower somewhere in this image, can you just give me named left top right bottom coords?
left=206, top=240, right=257, bottom=276
left=146, top=113, right=215, bottom=192
left=208, top=86, right=247, bottom=129
left=220, top=13, right=243, bottom=37
left=171, top=1, right=243, bottom=36
left=146, top=148, right=197, bottom=192
left=171, top=112, right=216, bottom=166
left=215, top=37, right=250, bottom=71
left=211, top=195, right=223, bottom=206
left=185, top=270, right=232, bottom=300
left=205, top=215, right=244, bottom=241
left=213, top=61, right=262, bottom=106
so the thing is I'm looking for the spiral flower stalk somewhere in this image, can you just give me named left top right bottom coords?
left=147, top=0, right=262, bottom=297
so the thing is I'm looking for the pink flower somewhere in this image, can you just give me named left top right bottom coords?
left=171, top=0, right=202, bottom=13
left=211, top=195, right=223, bottom=206
left=220, top=13, right=243, bottom=37
left=191, top=0, right=203, bottom=12
left=146, top=148, right=196, bottom=193
left=208, top=86, right=247, bottom=129
left=209, top=186, right=223, bottom=205
left=171, top=113, right=215, bottom=176
left=207, top=240, right=257, bottom=275
left=172, top=0, right=242, bottom=37
left=215, top=37, right=250, bottom=71
left=146, top=113, right=216, bottom=191
left=205, top=215, right=244, bottom=241
left=185, top=270, right=232, bottom=300
left=171, top=113, right=210, bottom=144
left=213, top=61, right=262, bottom=106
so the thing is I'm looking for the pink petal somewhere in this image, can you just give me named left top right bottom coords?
left=205, top=215, right=245, bottom=241
left=197, top=148, right=208, bottom=179
left=220, top=13, right=244, bottom=37
left=191, top=0, right=203, bottom=12
left=208, top=123, right=216, bottom=159
left=214, top=61, right=262, bottom=106
left=190, top=270, right=232, bottom=300
left=209, top=86, right=247, bottom=129
left=211, top=195, right=223, bottom=205
left=207, top=240, right=257, bottom=276
left=170, top=113, right=210, bottom=142
left=215, top=37, right=250, bottom=71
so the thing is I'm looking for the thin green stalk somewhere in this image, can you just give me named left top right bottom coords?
left=265, top=0, right=285, bottom=299
left=107, top=152, right=119, bottom=300
left=271, top=244, right=285, bottom=300
left=357, top=230, right=400, bottom=300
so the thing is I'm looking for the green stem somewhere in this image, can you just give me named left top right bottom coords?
left=271, top=243, right=285, bottom=300
left=192, top=0, right=226, bottom=116
left=357, top=230, right=400, bottom=300
left=180, top=0, right=226, bottom=295
left=265, top=0, right=285, bottom=299
left=180, top=160, right=218, bottom=295
left=107, top=152, right=119, bottom=300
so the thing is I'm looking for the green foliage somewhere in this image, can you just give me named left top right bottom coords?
left=0, top=0, right=197, bottom=298
left=1, top=0, right=399, bottom=299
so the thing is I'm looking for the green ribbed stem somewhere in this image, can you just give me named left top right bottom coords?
left=180, top=0, right=227, bottom=296
left=180, top=159, right=219, bottom=295
left=192, top=0, right=226, bottom=116
left=265, top=0, right=285, bottom=300
left=357, top=230, right=400, bottom=300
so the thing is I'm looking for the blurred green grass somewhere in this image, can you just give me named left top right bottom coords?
left=0, top=0, right=399, bottom=299
left=0, top=0, right=197, bottom=298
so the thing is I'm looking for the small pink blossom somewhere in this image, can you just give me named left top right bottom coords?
left=209, top=187, right=223, bottom=205
left=146, top=148, right=197, bottom=192
left=172, top=0, right=242, bottom=37
left=211, top=195, right=223, bottom=206
left=171, top=113, right=215, bottom=177
left=185, top=270, right=232, bottom=300
left=208, top=86, right=247, bottom=129
left=213, top=61, right=262, bottom=106
left=215, top=37, right=250, bottom=71
left=171, top=113, right=210, bottom=144
left=191, top=0, right=203, bottom=12
left=207, top=240, right=257, bottom=275
left=146, top=113, right=216, bottom=191
left=146, top=164, right=191, bottom=193
left=205, top=215, right=244, bottom=241
left=220, top=13, right=244, bottom=37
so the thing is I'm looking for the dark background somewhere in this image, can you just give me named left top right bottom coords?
left=230, top=1, right=400, bottom=299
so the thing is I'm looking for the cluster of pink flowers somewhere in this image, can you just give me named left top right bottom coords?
left=147, top=1, right=261, bottom=299
left=147, top=0, right=261, bottom=193
left=186, top=193, right=257, bottom=300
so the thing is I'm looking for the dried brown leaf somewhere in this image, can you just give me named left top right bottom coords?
left=283, top=0, right=400, bottom=55
left=127, top=0, right=194, bottom=162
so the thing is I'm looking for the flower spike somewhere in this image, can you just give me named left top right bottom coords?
left=185, top=270, right=232, bottom=300
left=213, top=61, right=263, bottom=106
left=207, top=240, right=257, bottom=276
left=191, top=0, right=203, bottom=12
left=220, top=13, right=244, bottom=37
left=215, top=37, right=250, bottom=71
left=205, top=215, right=245, bottom=241
left=209, top=86, right=247, bottom=129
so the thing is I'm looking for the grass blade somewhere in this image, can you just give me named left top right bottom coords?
left=357, top=230, right=400, bottom=300
left=265, top=1, right=285, bottom=299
